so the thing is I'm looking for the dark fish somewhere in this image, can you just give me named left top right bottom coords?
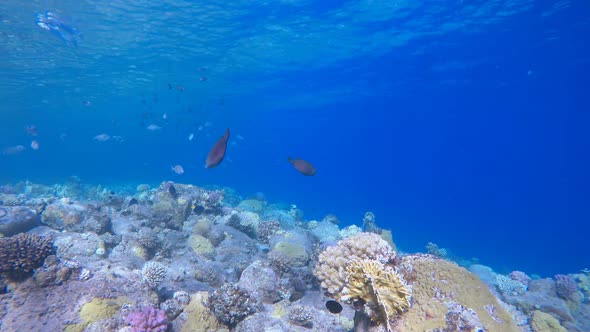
left=168, top=184, right=178, bottom=198
left=326, top=300, right=342, bottom=314
left=25, top=125, right=38, bottom=136
left=288, top=157, right=316, bottom=176
left=205, top=128, right=230, bottom=168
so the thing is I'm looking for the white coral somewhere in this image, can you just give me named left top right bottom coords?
left=142, top=261, right=167, bottom=289
left=314, top=232, right=396, bottom=299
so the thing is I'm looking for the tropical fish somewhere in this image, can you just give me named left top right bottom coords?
left=288, top=157, right=316, bottom=176
left=25, top=125, right=38, bottom=136
left=171, top=165, right=184, bottom=174
left=146, top=124, right=161, bottom=131
left=93, top=134, right=110, bottom=142
left=36, top=11, right=81, bottom=47
left=325, top=300, right=343, bottom=314
left=205, top=128, right=230, bottom=168
left=2, top=145, right=25, bottom=155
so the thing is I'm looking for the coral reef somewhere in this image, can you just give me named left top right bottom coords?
left=0, top=233, right=54, bottom=281
left=0, top=180, right=587, bottom=332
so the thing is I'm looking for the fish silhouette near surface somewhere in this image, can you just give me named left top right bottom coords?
left=205, top=128, right=230, bottom=168
left=288, top=157, right=316, bottom=176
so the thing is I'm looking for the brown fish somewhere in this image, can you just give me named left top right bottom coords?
left=288, top=157, right=316, bottom=176
left=205, top=128, right=230, bottom=168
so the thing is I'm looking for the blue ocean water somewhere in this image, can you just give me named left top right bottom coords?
left=0, top=0, right=588, bottom=277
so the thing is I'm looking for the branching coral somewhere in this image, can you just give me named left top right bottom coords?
left=314, top=232, right=408, bottom=331
left=315, top=232, right=396, bottom=298
left=141, top=261, right=167, bottom=289
left=343, top=260, right=411, bottom=331
left=0, top=233, right=54, bottom=281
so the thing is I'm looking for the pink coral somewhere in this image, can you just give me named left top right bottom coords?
left=125, top=306, right=168, bottom=332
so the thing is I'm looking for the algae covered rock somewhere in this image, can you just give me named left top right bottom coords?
left=64, top=296, right=129, bottom=332
left=173, top=291, right=228, bottom=332
left=238, top=260, right=279, bottom=303
left=0, top=206, right=41, bottom=236
left=188, top=233, right=215, bottom=255
left=41, top=201, right=86, bottom=231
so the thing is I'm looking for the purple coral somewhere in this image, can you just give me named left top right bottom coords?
left=125, top=306, right=168, bottom=332
left=555, top=274, right=580, bottom=301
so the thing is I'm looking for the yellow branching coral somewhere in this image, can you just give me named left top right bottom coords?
left=342, top=260, right=411, bottom=331
left=315, top=232, right=396, bottom=298
left=314, top=233, right=410, bottom=331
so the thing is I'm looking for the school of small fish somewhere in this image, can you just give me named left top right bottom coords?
left=6, top=81, right=317, bottom=179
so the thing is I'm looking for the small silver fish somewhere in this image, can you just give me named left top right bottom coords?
left=2, top=145, right=26, bottom=155
left=31, top=140, right=40, bottom=150
left=188, top=133, right=194, bottom=141
left=93, top=134, right=110, bottom=142
left=146, top=124, right=162, bottom=131
left=171, top=165, right=184, bottom=174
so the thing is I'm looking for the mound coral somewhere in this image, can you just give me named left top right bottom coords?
left=530, top=310, right=567, bottom=332
left=393, top=254, right=520, bottom=332
left=0, top=233, right=54, bottom=281
left=209, top=283, right=258, bottom=327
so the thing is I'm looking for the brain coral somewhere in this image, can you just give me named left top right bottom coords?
left=315, top=232, right=396, bottom=298
left=0, top=233, right=55, bottom=281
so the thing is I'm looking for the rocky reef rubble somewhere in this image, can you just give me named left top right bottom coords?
left=0, top=180, right=588, bottom=331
